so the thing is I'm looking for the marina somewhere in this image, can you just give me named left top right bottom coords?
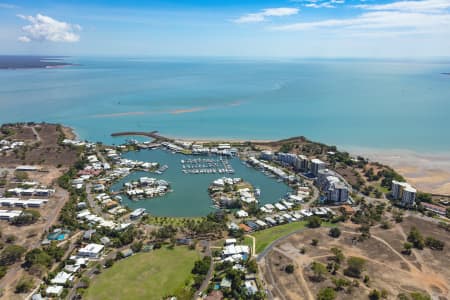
left=180, top=158, right=234, bottom=175
left=110, top=149, right=291, bottom=217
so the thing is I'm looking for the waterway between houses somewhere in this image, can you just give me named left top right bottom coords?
left=110, top=149, right=291, bottom=217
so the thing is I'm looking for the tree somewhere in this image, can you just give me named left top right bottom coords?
left=330, top=247, right=345, bottom=264
left=332, top=278, right=350, bottom=291
left=407, top=227, right=424, bottom=249
left=307, top=216, right=322, bottom=228
left=402, top=242, right=413, bottom=255
left=131, top=241, right=143, bottom=253
left=317, top=287, right=336, bottom=300
left=24, top=248, right=52, bottom=268
left=424, top=237, right=444, bottom=250
left=285, top=264, right=294, bottom=274
left=15, top=276, right=34, bottom=293
left=11, top=210, right=40, bottom=226
left=104, top=259, right=115, bottom=268
left=446, top=207, right=450, bottom=219
left=311, top=239, right=319, bottom=246
left=192, top=256, right=211, bottom=276
left=369, top=289, right=382, bottom=300
left=310, top=261, right=327, bottom=282
left=329, top=227, right=341, bottom=238
left=0, top=245, right=26, bottom=266
left=344, top=257, right=366, bottom=278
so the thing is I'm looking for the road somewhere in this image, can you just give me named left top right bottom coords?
left=195, top=240, right=213, bottom=297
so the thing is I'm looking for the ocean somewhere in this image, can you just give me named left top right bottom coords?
left=0, top=56, right=449, bottom=152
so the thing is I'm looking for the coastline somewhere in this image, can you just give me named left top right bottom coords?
left=73, top=127, right=450, bottom=195
left=346, top=146, right=450, bottom=195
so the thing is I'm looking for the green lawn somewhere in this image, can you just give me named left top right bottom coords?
left=84, top=247, right=200, bottom=300
left=250, top=221, right=334, bottom=254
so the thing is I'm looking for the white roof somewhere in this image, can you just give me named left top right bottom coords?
left=46, top=285, right=63, bottom=295
left=51, top=271, right=73, bottom=285
left=79, top=243, right=104, bottom=254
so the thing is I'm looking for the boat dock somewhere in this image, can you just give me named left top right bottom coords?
left=181, top=158, right=234, bottom=175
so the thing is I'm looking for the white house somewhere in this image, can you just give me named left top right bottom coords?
left=78, top=243, right=104, bottom=258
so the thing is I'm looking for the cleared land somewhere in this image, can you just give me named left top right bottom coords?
left=259, top=216, right=450, bottom=300
left=85, top=247, right=200, bottom=300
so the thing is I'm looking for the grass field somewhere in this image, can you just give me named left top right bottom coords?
left=84, top=247, right=200, bottom=300
left=249, top=221, right=335, bottom=254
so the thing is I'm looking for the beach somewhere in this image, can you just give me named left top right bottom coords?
left=350, top=147, right=450, bottom=195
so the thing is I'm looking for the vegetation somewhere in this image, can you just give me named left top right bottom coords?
left=329, top=227, right=341, bottom=238
left=407, top=227, right=424, bottom=249
left=15, top=276, right=34, bottom=293
left=344, top=257, right=365, bottom=278
left=306, top=216, right=322, bottom=228
left=0, top=245, right=26, bottom=266
left=285, top=264, right=294, bottom=274
left=84, top=247, right=200, bottom=300
left=317, top=287, right=336, bottom=300
left=310, top=261, right=327, bottom=282
left=424, top=236, right=444, bottom=251
left=11, top=210, right=40, bottom=226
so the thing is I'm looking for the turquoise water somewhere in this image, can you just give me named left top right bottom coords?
left=110, top=149, right=291, bottom=217
left=0, top=57, right=449, bottom=151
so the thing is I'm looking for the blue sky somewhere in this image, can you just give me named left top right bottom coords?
left=1, top=0, right=450, bottom=57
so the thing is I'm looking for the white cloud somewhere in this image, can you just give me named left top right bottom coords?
left=233, top=7, right=299, bottom=23
left=355, top=0, right=450, bottom=13
left=0, top=2, right=17, bottom=9
left=272, top=0, right=450, bottom=36
left=305, top=2, right=336, bottom=8
left=17, top=14, right=81, bottom=43
left=17, top=36, right=30, bottom=42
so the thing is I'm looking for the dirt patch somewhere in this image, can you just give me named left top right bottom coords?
left=259, top=222, right=450, bottom=299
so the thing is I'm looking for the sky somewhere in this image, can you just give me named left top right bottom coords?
left=0, top=0, right=450, bottom=58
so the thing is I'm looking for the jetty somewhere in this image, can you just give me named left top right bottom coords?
left=111, top=131, right=171, bottom=141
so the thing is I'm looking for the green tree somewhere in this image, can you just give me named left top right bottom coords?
left=285, top=264, right=294, bottom=274
left=329, top=227, right=341, bottom=238
left=344, top=256, right=366, bottom=278
left=317, top=287, right=336, bottom=300
left=402, top=242, right=413, bottom=255
left=310, top=261, right=327, bottom=282
left=307, top=216, right=322, bottom=228
left=15, top=276, right=34, bottom=293
left=0, top=245, right=26, bottom=266
left=407, top=227, right=424, bottom=249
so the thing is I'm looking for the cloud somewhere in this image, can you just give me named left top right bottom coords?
left=305, top=2, right=336, bottom=8
left=0, top=2, right=17, bottom=9
left=272, top=0, right=450, bottom=36
left=233, top=7, right=299, bottom=23
left=355, top=0, right=450, bottom=13
left=17, top=36, right=30, bottom=42
left=17, top=14, right=81, bottom=43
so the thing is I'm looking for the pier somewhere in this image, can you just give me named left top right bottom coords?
left=111, top=131, right=171, bottom=141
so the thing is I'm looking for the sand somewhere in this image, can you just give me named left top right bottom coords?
left=348, top=147, right=450, bottom=195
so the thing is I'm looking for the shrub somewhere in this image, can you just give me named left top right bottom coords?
left=307, top=216, right=322, bottom=228
left=285, top=264, right=294, bottom=274
left=329, top=227, right=341, bottom=238
left=317, top=287, right=336, bottom=300
left=424, top=237, right=444, bottom=251
left=0, top=245, right=26, bottom=266
left=15, top=276, right=34, bottom=293
left=344, top=257, right=365, bottom=278
left=407, top=227, right=424, bottom=249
